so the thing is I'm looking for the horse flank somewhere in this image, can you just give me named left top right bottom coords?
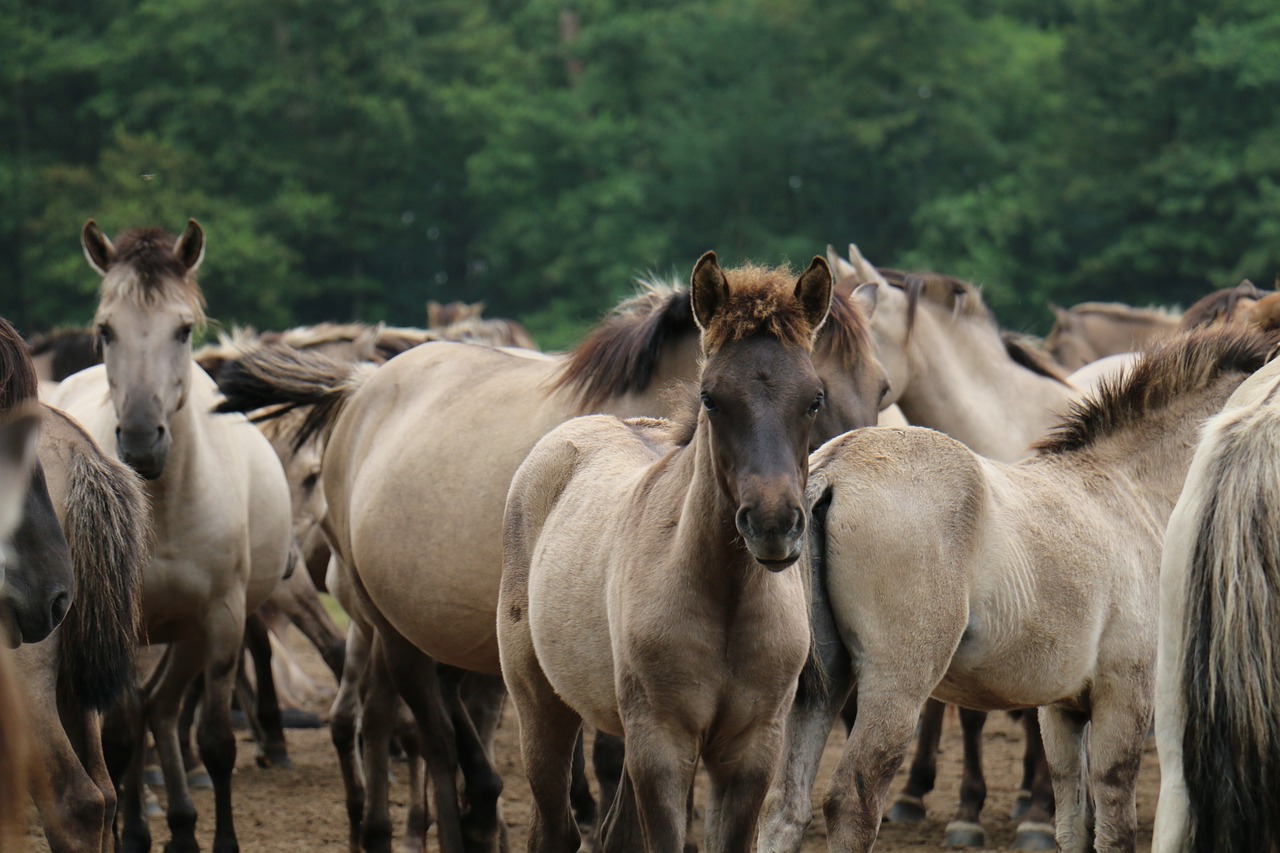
left=56, top=409, right=149, bottom=709
left=1034, top=327, right=1278, bottom=455
left=1180, top=381, right=1280, bottom=853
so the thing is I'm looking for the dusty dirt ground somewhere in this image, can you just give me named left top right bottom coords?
left=25, top=621, right=1161, bottom=852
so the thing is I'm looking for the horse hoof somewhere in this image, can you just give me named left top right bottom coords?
left=144, top=765, right=164, bottom=787
left=186, top=768, right=213, bottom=790
left=1014, top=822, right=1056, bottom=851
left=887, top=796, right=926, bottom=824
left=280, top=708, right=324, bottom=729
left=255, top=747, right=292, bottom=769
left=1010, top=790, right=1032, bottom=819
left=944, top=820, right=986, bottom=848
left=144, top=786, right=165, bottom=818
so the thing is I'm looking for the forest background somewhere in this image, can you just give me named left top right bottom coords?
left=3, top=0, right=1279, bottom=348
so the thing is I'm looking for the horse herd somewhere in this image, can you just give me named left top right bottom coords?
left=0, top=220, right=1278, bottom=853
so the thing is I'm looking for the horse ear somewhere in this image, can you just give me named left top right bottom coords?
left=1049, top=303, right=1070, bottom=323
left=690, top=251, right=728, bottom=332
left=795, top=256, right=833, bottom=332
left=81, top=220, right=115, bottom=276
left=826, top=244, right=844, bottom=275
left=850, top=281, right=879, bottom=318
left=173, top=219, right=205, bottom=273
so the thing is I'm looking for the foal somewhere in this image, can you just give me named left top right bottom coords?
left=499, top=253, right=837, bottom=851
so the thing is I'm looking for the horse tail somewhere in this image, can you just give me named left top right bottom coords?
left=796, top=485, right=837, bottom=708
left=213, top=344, right=375, bottom=452
left=1180, top=390, right=1280, bottom=853
left=60, top=426, right=148, bottom=711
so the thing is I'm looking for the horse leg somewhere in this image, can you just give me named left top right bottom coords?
left=379, top=627, right=466, bottom=853
left=144, top=641, right=206, bottom=853
left=619, top=705, right=699, bottom=852
left=243, top=611, right=289, bottom=768
left=178, top=677, right=211, bottom=790
left=198, top=604, right=249, bottom=853
left=1039, top=705, right=1090, bottom=853
left=358, top=634, right=399, bottom=853
left=942, top=708, right=988, bottom=847
left=592, top=729, right=625, bottom=826
left=1013, top=711, right=1056, bottom=851
left=569, top=731, right=598, bottom=835
left=103, top=686, right=150, bottom=853
left=330, top=621, right=370, bottom=853
left=450, top=670, right=507, bottom=852
left=266, top=569, right=346, bottom=680
left=395, top=707, right=429, bottom=853
left=1085, top=684, right=1149, bottom=853
left=61, top=706, right=117, bottom=853
left=704, top=726, right=787, bottom=853
left=887, top=699, right=946, bottom=824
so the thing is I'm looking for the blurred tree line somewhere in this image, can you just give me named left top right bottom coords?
left=2, top=0, right=1278, bottom=348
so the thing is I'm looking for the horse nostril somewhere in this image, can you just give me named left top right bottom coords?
left=156, top=425, right=166, bottom=439
left=790, top=509, right=804, bottom=536
left=49, top=592, right=71, bottom=628
left=735, top=506, right=753, bottom=535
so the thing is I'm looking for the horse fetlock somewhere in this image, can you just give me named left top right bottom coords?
left=943, top=819, right=986, bottom=848
left=1011, top=789, right=1033, bottom=819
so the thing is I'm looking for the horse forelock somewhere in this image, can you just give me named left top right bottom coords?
left=1034, top=326, right=1280, bottom=455
left=0, top=317, right=39, bottom=412
left=99, top=228, right=206, bottom=324
left=700, top=264, right=821, bottom=354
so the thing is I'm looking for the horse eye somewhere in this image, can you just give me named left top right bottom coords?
left=97, top=324, right=114, bottom=346
left=302, top=472, right=320, bottom=492
left=700, top=392, right=718, bottom=414
left=808, top=392, right=824, bottom=416
left=879, top=382, right=890, bottom=403
left=176, top=325, right=193, bottom=343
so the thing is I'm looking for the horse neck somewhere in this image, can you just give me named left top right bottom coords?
left=899, top=308, right=1075, bottom=461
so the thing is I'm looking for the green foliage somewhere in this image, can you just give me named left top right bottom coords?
left=2, top=0, right=1278, bottom=343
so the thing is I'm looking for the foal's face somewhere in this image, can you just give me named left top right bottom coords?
left=700, top=336, right=822, bottom=569
left=96, top=291, right=197, bottom=480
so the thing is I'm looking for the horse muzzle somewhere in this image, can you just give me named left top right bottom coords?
left=736, top=505, right=806, bottom=571
left=0, top=581, right=71, bottom=646
left=117, top=423, right=171, bottom=480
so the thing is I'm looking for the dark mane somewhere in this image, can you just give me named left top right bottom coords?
left=1034, top=327, right=1277, bottom=455
left=550, top=279, right=695, bottom=412
left=0, top=317, right=39, bottom=412
left=553, top=268, right=874, bottom=413
left=27, top=327, right=103, bottom=381
left=102, top=228, right=206, bottom=320
left=1001, top=332, right=1074, bottom=385
left=878, top=268, right=994, bottom=335
left=1181, top=280, right=1266, bottom=330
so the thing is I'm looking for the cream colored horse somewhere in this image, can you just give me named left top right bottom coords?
left=1045, top=302, right=1180, bottom=370
left=213, top=265, right=885, bottom=850
left=499, top=253, right=839, bottom=851
left=760, top=327, right=1277, bottom=853
left=52, top=220, right=291, bottom=853
left=1152, top=354, right=1280, bottom=853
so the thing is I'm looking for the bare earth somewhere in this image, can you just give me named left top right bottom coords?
left=26, top=623, right=1161, bottom=852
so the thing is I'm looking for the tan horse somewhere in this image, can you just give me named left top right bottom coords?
left=214, top=263, right=884, bottom=850
left=1045, top=302, right=1180, bottom=370
left=760, top=326, right=1277, bottom=853
left=499, top=254, right=842, bottom=851
left=1152, top=354, right=1280, bottom=853
left=427, top=299, right=539, bottom=350
left=52, top=220, right=291, bottom=853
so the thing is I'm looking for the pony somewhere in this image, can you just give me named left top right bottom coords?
left=213, top=261, right=885, bottom=851
left=427, top=300, right=539, bottom=350
left=760, top=326, right=1278, bottom=853
left=1045, top=303, right=1180, bottom=371
left=1152, top=353, right=1280, bottom=852
left=51, top=219, right=292, bottom=853
left=1179, top=279, right=1268, bottom=330
left=498, top=253, right=842, bottom=850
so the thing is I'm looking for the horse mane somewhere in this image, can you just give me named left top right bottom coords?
left=427, top=300, right=485, bottom=327
left=553, top=267, right=873, bottom=413
left=26, top=327, right=103, bottom=382
left=1181, top=280, right=1267, bottom=330
left=46, top=406, right=147, bottom=710
left=1062, top=302, right=1180, bottom=323
left=878, top=268, right=994, bottom=335
left=101, top=228, right=207, bottom=324
left=0, top=317, right=38, bottom=412
left=1034, top=327, right=1278, bottom=455
left=1001, top=332, right=1074, bottom=385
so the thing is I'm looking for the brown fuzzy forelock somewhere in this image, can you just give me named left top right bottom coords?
left=107, top=228, right=206, bottom=313
left=699, top=264, right=818, bottom=354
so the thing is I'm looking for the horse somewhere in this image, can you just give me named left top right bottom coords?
left=213, top=260, right=885, bottom=850
left=1151, top=353, right=1280, bottom=853
left=498, top=252, right=850, bottom=850
left=1179, top=279, right=1268, bottom=330
left=427, top=300, right=539, bottom=350
left=825, top=245, right=1082, bottom=847
left=759, top=325, right=1278, bottom=853
left=51, top=219, right=292, bottom=853
left=27, top=327, right=103, bottom=383
left=0, top=314, right=147, bottom=852
left=1045, top=303, right=1180, bottom=371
